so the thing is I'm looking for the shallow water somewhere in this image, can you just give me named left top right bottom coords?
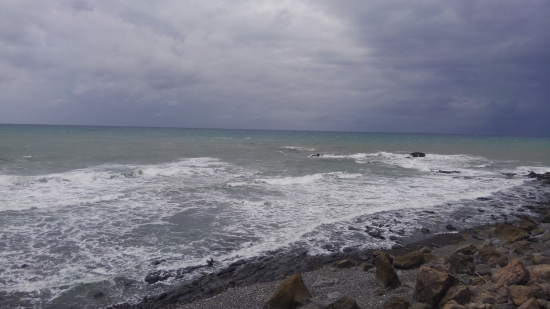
left=0, top=125, right=549, bottom=308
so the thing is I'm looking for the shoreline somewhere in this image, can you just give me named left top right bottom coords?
left=109, top=175, right=550, bottom=309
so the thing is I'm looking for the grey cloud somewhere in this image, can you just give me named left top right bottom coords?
left=0, top=0, right=548, bottom=135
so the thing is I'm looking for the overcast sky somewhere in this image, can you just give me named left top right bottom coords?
left=1, top=0, right=549, bottom=135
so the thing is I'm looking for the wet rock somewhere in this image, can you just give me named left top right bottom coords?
left=393, top=250, right=425, bottom=269
left=421, top=228, right=430, bottom=235
left=455, top=244, right=477, bottom=255
left=492, top=258, right=530, bottom=288
left=517, top=298, right=541, bottom=309
left=477, top=246, right=508, bottom=268
left=206, top=257, right=214, bottom=266
left=494, top=223, right=530, bottom=243
left=414, top=265, right=451, bottom=306
left=446, top=253, right=475, bottom=275
left=410, top=152, right=426, bottom=157
left=333, top=259, right=356, bottom=269
left=114, top=276, right=138, bottom=287
left=264, top=274, right=312, bottom=309
left=508, top=285, right=534, bottom=306
left=368, top=229, right=386, bottom=240
left=373, top=287, right=386, bottom=296
left=392, top=244, right=404, bottom=250
left=145, top=270, right=173, bottom=284
left=358, top=261, right=374, bottom=271
left=382, top=297, right=411, bottom=309
left=420, top=246, right=432, bottom=253
left=440, top=286, right=471, bottom=306
left=437, top=170, right=461, bottom=174
left=20, top=264, right=29, bottom=268
left=91, top=291, right=105, bottom=299
left=376, top=252, right=401, bottom=289
left=532, top=255, right=550, bottom=265
left=542, top=214, right=550, bottom=224
left=441, top=300, right=466, bottom=309
left=446, top=225, right=457, bottom=231
left=151, top=259, right=166, bottom=266
left=327, top=294, right=360, bottom=309
left=348, top=226, right=359, bottom=231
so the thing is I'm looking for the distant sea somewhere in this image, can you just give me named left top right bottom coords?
left=1, top=124, right=549, bottom=308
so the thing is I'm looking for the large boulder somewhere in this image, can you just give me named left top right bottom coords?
left=376, top=253, right=401, bottom=289
left=476, top=247, right=508, bottom=268
left=327, top=294, right=360, bottom=309
left=446, top=253, right=475, bottom=275
left=414, top=265, right=451, bottom=306
left=527, top=264, right=550, bottom=282
left=264, top=274, right=312, bottom=309
left=439, top=285, right=471, bottom=306
left=382, top=297, right=411, bottom=309
left=494, top=223, right=530, bottom=243
left=492, top=259, right=530, bottom=288
left=393, top=251, right=425, bottom=269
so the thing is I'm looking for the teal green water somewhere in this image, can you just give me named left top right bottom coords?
left=0, top=124, right=549, bottom=308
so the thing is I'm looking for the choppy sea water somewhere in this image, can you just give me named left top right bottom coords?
left=0, top=124, right=549, bottom=308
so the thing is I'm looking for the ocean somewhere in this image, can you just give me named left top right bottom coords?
left=1, top=124, right=549, bottom=308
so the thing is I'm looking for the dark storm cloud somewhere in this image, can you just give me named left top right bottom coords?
left=0, top=0, right=548, bottom=135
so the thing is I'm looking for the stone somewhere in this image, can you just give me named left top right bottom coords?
left=508, top=285, right=534, bottom=306
left=516, top=220, right=538, bottom=232
left=145, top=270, right=173, bottom=284
left=382, top=297, right=411, bottom=309
left=492, top=258, right=530, bottom=288
left=327, top=294, right=360, bottom=309
left=327, top=292, right=343, bottom=300
left=333, top=259, right=356, bottom=269
left=532, top=228, right=545, bottom=236
left=312, top=278, right=338, bottom=288
left=392, top=244, right=404, bottom=250
left=455, top=244, right=477, bottom=255
left=373, top=287, right=386, bottom=296
left=527, top=264, right=550, bottom=282
left=373, top=250, right=394, bottom=264
left=91, top=291, right=104, bottom=299
left=517, top=298, right=541, bottom=309
left=303, top=304, right=321, bottom=309
left=264, top=274, right=312, bottom=309
left=410, top=303, right=432, bottom=309
left=494, top=223, right=530, bottom=243
left=307, top=298, right=330, bottom=308
left=440, top=286, right=471, bottom=306
left=475, top=264, right=492, bottom=276
left=421, top=228, right=431, bottom=235
left=376, top=253, right=401, bottom=289
left=393, top=250, right=425, bottom=269
left=414, top=265, right=451, bottom=306
left=446, top=253, right=475, bottom=275
left=447, top=225, right=457, bottom=231
left=542, top=214, right=550, bottom=224
left=420, top=246, right=432, bottom=253
left=358, top=262, right=374, bottom=271
left=477, top=247, right=508, bottom=268
left=441, top=300, right=467, bottom=309
left=410, top=152, right=426, bottom=157
left=532, top=255, right=550, bottom=265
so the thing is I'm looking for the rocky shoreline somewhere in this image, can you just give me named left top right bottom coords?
left=109, top=173, right=550, bottom=309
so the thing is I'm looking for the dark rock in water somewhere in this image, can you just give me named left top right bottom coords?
left=392, top=244, right=403, bottom=250
left=91, top=291, right=105, bottom=299
left=389, top=236, right=398, bottom=241
left=151, top=259, right=166, bottom=266
left=543, top=214, right=550, bottom=223
left=20, top=264, right=29, bottom=268
left=410, top=152, right=426, bottom=157
left=527, top=171, right=550, bottom=181
left=446, top=224, right=457, bottom=231
left=502, top=173, right=516, bottom=178
left=421, top=228, right=430, bottom=235
left=342, top=247, right=354, bottom=253
left=309, top=153, right=324, bottom=158
left=206, top=257, right=214, bottom=266
left=476, top=197, right=491, bottom=201
left=145, top=270, right=173, bottom=284
left=114, top=276, right=138, bottom=287
left=396, top=229, right=406, bottom=236
left=477, top=209, right=485, bottom=213
left=436, top=170, right=460, bottom=174
left=368, top=229, right=385, bottom=240
left=348, top=226, right=359, bottom=231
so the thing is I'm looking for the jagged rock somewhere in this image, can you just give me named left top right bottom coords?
left=533, top=256, right=550, bottom=265
left=358, top=262, right=374, bottom=271
left=382, top=297, right=411, bottom=309
left=508, top=285, right=535, bottom=306
left=475, top=264, right=492, bottom=276
left=446, top=253, right=475, bottom=275
left=441, top=300, right=467, bottom=309
left=394, top=251, right=425, bottom=269
left=477, top=247, right=508, bottom=268
left=376, top=253, right=401, bottom=289
left=440, top=286, right=471, bottom=306
left=492, top=259, right=530, bottom=288
left=333, top=259, right=356, bottom=269
left=517, top=298, right=541, bottom=309
left=494, top=223, right=530, bottom=243
left=455, top=244, right=477, bottom=255
left=527, top=264, right=550, bottom=282
left=327, top=294, right=360, bottom=309
left=414, top=265, right=451, bottom=306
left=373, top=250, right=394, bottom=264
left=264, top=274, right=312, bottom=309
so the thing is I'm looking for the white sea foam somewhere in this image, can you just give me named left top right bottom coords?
left=259, top=173, right=324, bottom=185
left=281, top=146, right=315, bottom=152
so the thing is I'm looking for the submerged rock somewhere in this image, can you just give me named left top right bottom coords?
left=410, top=152, right=426, bottom=157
